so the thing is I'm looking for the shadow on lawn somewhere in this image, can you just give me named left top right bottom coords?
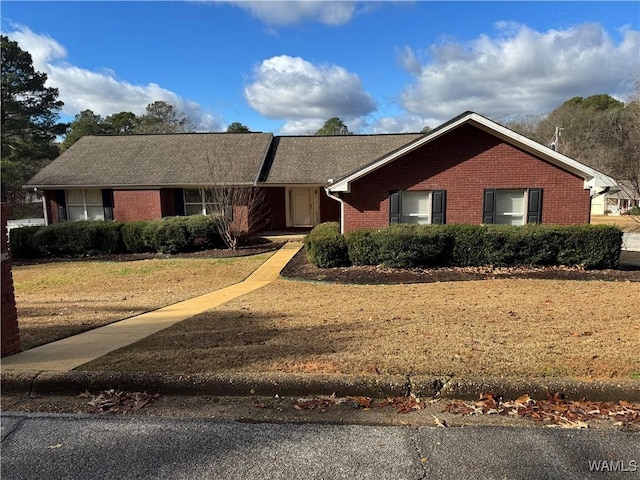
left=80, top=309, right=361, bottom=375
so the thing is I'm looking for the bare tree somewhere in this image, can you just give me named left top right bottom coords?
left=189, top=152, right=271, bottom=250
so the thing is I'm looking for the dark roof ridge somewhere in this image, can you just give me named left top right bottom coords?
left=84, top=131, right=268, bottom=138
left=273, top=132, right=425, bottom=139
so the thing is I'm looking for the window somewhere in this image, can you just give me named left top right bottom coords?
left=184, top=188, right=222, bottom=216
left=389, top=190, right=446, bottom=225
left=66, top=189, right=105, bottom=221
left=483, top=188, right=542, bottom=225
left=401, top=191, right=431, bottom=224
left=495, top=189, right=525, bottom=225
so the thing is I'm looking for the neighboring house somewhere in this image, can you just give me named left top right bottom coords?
left=25, top=111, right=616, bottom=234
left=591, top=181, right=640, bottom=216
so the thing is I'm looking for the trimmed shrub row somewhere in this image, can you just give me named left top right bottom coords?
left=306, top=223, right=623, bottom=270
left=9, top=215, right=225, bottom=259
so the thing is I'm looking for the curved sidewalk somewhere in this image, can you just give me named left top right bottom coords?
left=0, top=242, right=303, bottom=373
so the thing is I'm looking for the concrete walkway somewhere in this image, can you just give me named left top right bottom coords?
left=1, top=242, right=303, bottom=373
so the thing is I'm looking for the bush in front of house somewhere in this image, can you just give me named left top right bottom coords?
left=306, top=223, right=622, bottom=270
left=346, top=228, right=380, bottom=266
left=626, top=206, right=640, bottom=216
left=374, top=224, right=452, bottom=268
left=7, top=226, right=42, bottom=259
left=184, top=214, right=225, bottom=250
left=9, top=221, right=124, bottom=258
left=555, top=224, right=622, bottom=269
left=9, top=215, right=226, bottom=259
left=121, top=221, right=154, bottom=253
left=304, top=222, right=350, bottom=268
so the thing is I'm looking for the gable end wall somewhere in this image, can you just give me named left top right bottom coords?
left=340, top=125, right=590, bottom=232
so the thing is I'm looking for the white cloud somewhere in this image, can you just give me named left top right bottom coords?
left=227, top=1, right=357, bottom=26
left=244, top=55, right=376, bottom=122
left=399, top=22, right=640, bottom=122
left=6, top=24, right=222, bottom=131
left=278, top=118, right=326, bottom=135
left=370, top=114, right=436, bottom=134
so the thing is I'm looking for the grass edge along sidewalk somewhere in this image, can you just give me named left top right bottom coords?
left=0, top=243, right=303, bottom=372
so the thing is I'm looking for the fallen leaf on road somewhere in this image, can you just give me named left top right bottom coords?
left=86, top=390, right=160, bottom=414
left=443, top=393, right=640, bottom=428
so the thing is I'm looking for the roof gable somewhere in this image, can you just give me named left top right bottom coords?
left=328, top=112, right=617, bottom=193
left=263, top=133, right=424, bottom=184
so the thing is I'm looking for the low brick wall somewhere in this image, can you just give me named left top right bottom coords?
left=1, top=203, right=20, bottom=356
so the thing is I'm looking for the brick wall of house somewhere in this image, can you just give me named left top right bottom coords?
left=320, top=188, right=341, bottom=224
left=43, top=190, right=60, bottom=223
left=160, top=189, right=178, bottom=217
left=1, top=203, right=20, bottom=357
left=340, top=125, right=591, bottom=233
left=113, top=190, right=163, bottom=222
left=264, top=187, right=286, bottom=230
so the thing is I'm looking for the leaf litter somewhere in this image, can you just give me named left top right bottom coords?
left=293, top=393, right=429, bottom=415
left=290, top=392, right=640, bottom=429
left=81, top=390, right=161, bottom=414
left=443, top=393, right=640, bottom=429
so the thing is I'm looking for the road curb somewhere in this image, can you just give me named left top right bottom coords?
left=433, top=377, right=640, bottom=402
left=2, top=371, right=639, bottom=402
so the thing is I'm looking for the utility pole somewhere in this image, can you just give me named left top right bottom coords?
left=550, top=126, right=564, bottom=152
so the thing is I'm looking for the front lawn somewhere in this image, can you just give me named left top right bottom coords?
left=12, top=253, right=274, bottom=350
left=81, top=277, right=640, bottom=379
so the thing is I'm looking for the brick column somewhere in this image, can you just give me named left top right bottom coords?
left=1, top=203, right=20, bottom=356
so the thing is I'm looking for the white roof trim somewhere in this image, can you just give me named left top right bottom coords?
left=328, top=112, right=617, bottom=193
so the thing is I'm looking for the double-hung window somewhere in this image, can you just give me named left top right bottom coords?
left=389, top=190, right=446, bottom=225
left=66, top=189, right=105, bottom=221
left=184, top=188, right=222, bottom=216
left=483, top=188, right=542, bottom=225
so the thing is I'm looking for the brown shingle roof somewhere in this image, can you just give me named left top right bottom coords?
left=263, top=134, right=424, bottom=184
left=26, top=131, right=425, bottom=188
left=26, top=133, right=274, bottom=188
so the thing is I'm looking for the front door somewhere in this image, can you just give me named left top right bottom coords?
left=289, top=187, right=318, bottom=227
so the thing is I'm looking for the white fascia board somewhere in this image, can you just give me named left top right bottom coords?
left=328, top=112, right=617, bottom=193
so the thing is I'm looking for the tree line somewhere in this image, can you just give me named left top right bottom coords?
left=2, top=34, right=638, bottom=216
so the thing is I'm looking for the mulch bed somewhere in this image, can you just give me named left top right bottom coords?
left=13, top=240, right=640, bottom=284
left=280, top=249, right=640, bottom=284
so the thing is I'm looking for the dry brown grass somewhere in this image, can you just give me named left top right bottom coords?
left=82, top=278, right=640, bottom=380
left=13, top=253, right=273, bottom=350
left=591, top=215, right=640, bottom=233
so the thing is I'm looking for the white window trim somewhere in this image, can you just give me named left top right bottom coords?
left=495, top=189, right=526, bottom=225
left=183, top=188, right=223, bottom=216
left=66, top=189, right=104, bottom=221
left=401, top=190, right=432, bottom=225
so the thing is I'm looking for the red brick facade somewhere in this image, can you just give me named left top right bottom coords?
left=338, top=125, right=591, bottom=233
left=1, top=203, right=20, bottom=357
left=113, top=190, right=163, bottom=222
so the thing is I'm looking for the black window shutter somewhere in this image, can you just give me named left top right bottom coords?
left=527, top=188, right=543, bottom=224
left=389, top=191, right=400, bottom=224
left=174, top=188, right=185, bottom=216
left=102, top=189, right=114, bottom=220
left=55, top=190, right=67, bottom=222
left=483, top=189, right=496, bottom=224
left=431, top=190, right=446, bottom=224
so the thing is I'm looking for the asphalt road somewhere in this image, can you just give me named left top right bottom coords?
left=1, top=413, right=638, bottom=480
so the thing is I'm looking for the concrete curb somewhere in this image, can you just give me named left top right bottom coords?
left=2, top=370, right=639, bottom=402
left=432, top=377, right=640, bottom=402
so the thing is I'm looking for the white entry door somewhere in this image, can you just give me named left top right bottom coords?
left=288, top=187, right=319, bottom=227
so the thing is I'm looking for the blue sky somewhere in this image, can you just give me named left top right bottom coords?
left=2, top=1, right=639, bottom=134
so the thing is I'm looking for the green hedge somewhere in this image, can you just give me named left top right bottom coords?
left=304, top=222, right=349, bottom=268
left=305, top=222, right=623, bottom=270
left=9, top=221, right=124, bottom=258
left=9, top=215, right=225, bottom=259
